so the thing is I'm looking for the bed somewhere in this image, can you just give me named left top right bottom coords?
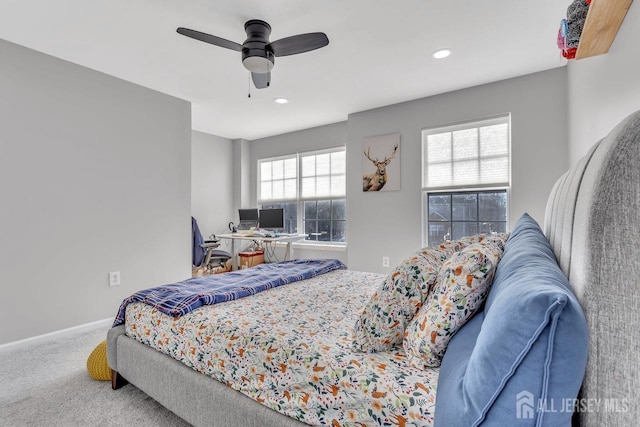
left=108, top=109, right=640, bottom=426
left=109, top=258, right=443, bottom=426
left=122, top=268, right=438, bottom=426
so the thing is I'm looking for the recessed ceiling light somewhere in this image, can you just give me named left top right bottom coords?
left=432, top=48, right=452, bottom=59
left=274, top=98, right=289, bottom=104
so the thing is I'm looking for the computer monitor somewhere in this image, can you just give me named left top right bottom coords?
left=238, top=208, right=259, bottom=222
left=259, top=208, right=284, bottom=230
left=237, top=208, right=259, bottom=230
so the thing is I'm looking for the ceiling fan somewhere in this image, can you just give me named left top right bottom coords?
left=177, top=20, right=329, bottom=89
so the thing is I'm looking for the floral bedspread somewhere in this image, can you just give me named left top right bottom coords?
left=125, top=269, right=439, bottom=426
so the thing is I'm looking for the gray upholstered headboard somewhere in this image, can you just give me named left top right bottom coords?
left=544, top=110, right=640, bottom=426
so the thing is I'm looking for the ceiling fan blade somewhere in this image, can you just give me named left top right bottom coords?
left=176, top=27, right=242, bottom=52
left=251, top=72, right=271, bottom=89
left=269, top=33, right=329, bottom=57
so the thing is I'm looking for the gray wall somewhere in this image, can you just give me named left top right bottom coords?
left=191, top=131, right=234, bottom=238
left=0, top=40, right=192, bottom=344
left=567, top=2, right=640, bottom=164
left=232, top=138, right=252, bottom=212
left=247, top=70, right=568, bottom=273
left=347, top=69, right=568, bottom=272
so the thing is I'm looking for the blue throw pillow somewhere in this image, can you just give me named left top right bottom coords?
left=434, top=213, right=588, bottom=426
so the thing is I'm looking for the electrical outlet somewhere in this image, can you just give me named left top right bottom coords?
left=382, top=256, right=390, bottom=268
left=109, top=271, right=121, bottom=287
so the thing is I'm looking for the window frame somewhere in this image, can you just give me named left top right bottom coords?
left=421, top=114, right=511, bottom=246
left=257, top=145, right=347, bottom=245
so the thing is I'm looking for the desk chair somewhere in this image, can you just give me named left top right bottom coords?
left=201, top=240, right=231, bottom=272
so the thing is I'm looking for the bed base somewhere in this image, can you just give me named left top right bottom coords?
left=107, top=325, right=307, bottom=427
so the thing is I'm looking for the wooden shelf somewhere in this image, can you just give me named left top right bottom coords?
left=576, top=0, right=633, bottom=59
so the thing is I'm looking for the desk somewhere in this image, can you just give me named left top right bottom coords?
left=217, top=233, right=306, bottom=271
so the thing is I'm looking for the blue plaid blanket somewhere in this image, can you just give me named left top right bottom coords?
left=113, top=258, right=346, bottom=326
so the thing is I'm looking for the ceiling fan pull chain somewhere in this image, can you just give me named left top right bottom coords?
left=248, top=73, right=251, bottom=98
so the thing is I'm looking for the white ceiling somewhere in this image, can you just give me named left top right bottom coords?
left=0, top=0, right=567, bottom=140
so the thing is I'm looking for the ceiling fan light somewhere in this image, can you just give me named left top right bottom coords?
left=242, top=56, right=274, bottom=73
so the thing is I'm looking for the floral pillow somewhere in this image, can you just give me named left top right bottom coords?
left=351, top=247, right=454, bottom=353
left=457, top=232, right=509, bottom=251
left=403, top=241, right=504, bottom=369
left=415, top=238, right=468, bottom=258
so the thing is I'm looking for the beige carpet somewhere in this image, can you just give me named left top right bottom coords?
left=0, top=324, right=190, bottom=427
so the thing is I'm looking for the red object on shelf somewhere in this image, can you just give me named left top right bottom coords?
left=562, top=47, right=578, bottom=59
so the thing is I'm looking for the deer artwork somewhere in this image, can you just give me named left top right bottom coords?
left=362, top=143, right=398, bottom=191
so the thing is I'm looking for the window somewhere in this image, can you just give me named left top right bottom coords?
left=259, top=155, right=298, bottom=234
left=422, top=115, right=510, bottom=246
left=426, top=190, right=508, bottom=243
left=304, top=199, right=346, bottom=242
left=258, top=147, right=346, bottom=243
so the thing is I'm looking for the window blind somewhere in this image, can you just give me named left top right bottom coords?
left=300, top=149, right=346, bottom=199
left=422, top=116, right=510, bottom=189
left=259, top=156, right=297, bottom=202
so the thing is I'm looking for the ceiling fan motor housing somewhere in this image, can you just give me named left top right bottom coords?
left=241, top=19, right=274, bottom=73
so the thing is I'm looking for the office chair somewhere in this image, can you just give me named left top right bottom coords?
left=201, top=239, right=232, bottom=273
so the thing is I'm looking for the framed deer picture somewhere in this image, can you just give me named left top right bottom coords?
left=362, top=133, right=401, bottom=192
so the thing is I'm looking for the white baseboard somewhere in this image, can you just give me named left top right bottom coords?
left=0, top=318, right=113, bottom=352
